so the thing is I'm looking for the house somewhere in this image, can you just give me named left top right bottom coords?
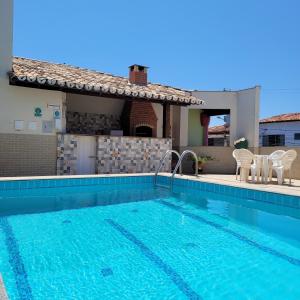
left=0, top=0, right=260, bottom=177
left=208, top=125, right=230, bottom=146
left=260, top=113, right=300, bottom=147
left=208, top=113, right=300, bottom=148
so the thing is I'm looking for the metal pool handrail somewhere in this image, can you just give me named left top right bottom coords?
left=172, top=150, right=198, bottom=181
left=155, top=150, right=181, bottom=184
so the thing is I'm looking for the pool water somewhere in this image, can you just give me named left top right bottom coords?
left=0, top=181, right=300, bottom=299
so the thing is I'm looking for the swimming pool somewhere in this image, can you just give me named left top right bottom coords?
left=0, top=175, right=300, bottom=299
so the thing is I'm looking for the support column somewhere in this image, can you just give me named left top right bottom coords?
left=200, top=112, right=210, bottom=146
left=0, top=0, right=13, bottom=80
left=162, top=102, right=167, bottom=138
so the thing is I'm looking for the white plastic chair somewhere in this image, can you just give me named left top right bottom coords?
left=271, top=150, right=297, bottom=185
left=232, top=150, right=241, bottom=180
left=268, top=150, right=286, bottom=181
left=233, top=149, right=254, bottom=181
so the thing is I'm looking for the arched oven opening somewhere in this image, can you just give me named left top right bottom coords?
left=135, top=125, right=153, bottom=137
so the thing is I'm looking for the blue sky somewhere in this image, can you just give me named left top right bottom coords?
left=14, top=0, right=300, bottom=123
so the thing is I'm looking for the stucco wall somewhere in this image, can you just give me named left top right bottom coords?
left=176, top=146, right=237, bottom=174
left=176, top=87, right=260, bottom=148
left=188, top=109, right=203, bottom=146
left=260, top=121, right=300, bottom=147
left=152, top=103, right=163, bottom=138
left=66, top=93, right=125, bottom=115
left=236, top=87, right=260, bottom=147
left=176, top=146, right=300, bottom=180
left=191, top=90, right=238, bottom=146
left=0, top=0, right=66, bottom=136
left=0, top=81, right=65, bottom=135
left=0, top=0, right=12, bottom=79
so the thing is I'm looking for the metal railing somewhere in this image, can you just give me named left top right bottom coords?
left=154, top=150, right=181, bottom=185
left=171, top=150, right=198, bottom=183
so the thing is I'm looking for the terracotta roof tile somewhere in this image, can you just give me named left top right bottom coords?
left=260, top=113, right=300, bottom=123
left=10, top=57, right=204, bottom=105
left=208, top=125, right=229, bottom=134
left=209, top=113, right=300, bottom=135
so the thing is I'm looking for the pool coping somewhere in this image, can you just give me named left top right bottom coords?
left=0, top=173, right=153, bottom=182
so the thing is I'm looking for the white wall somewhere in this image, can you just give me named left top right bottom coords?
left=0, top=0, right=13, bottom=79
left=152, top=103, right=163, bottom=138
left=193, top=90, right=239, bottom=146
left=0, top=0, right=65, bottom=136
left=66, top=93, right=125, bottom=115
left=0, top=82, right=65, bottom=135
left=175, top=86, right=260, bottom=147
left=237, top=86, right=260, bottom=147
left=260, top=121, right=300, bottom=147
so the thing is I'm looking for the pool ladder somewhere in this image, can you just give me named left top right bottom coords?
left=154, top=150, right=181, bottom=185
left=155, top=150, right=198, bottom=187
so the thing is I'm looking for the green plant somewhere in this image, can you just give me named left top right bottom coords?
left=189, top=154, right=214, bottom=173
left=234, top=137, right=248, bottom=149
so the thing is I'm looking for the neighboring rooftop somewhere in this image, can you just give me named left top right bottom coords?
left=208, top=125, right=229, bottom=135
left=9, top=57, right=204, bottom=105
left=209, top=113, right=300, bottom=135
left=260, top=113, right=300, bottom=124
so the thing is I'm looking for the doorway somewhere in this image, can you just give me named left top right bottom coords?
left=76, top=136, right=97, bottom=174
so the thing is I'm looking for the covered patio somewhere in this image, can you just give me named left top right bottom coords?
left=9, top=58, right=204, bottom=175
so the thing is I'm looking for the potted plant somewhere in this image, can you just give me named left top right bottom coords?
left=234, top=137, right=248, bottom=149
left=191, top=155, right=214, bottom=173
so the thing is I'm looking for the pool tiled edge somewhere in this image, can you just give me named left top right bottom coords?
left=0, top=175, right=153, bottom=191
left=0, top=173, right=299, bottom=209
left=157, top=175, right=300, bottom=210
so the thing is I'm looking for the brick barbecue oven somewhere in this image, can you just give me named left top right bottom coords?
left=122, top=64, right=167, bottom=137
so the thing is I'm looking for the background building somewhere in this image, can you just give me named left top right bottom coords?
left=260, top=113, right=300, bottom=147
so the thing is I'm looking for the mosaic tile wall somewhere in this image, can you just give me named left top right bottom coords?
left=57, top=134, right=78, bottom=175
left=97, top=136, right=172, bottom=174
left=66, top=111, right=120, bottom=134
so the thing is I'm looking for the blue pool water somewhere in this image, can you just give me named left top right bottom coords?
left=0, top=177, right=300, bottom=299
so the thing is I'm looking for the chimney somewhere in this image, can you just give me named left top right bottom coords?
left=129, top=64, right=148, bottom=85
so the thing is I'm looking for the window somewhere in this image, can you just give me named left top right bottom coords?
left=294, top=133, right=300, bottom=140
left=262, top=135, right=285, bottom=146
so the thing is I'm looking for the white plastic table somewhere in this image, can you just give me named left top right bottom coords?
left=253, top=154, right=269, bottom=183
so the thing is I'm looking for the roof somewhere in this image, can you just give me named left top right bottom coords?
left=209, top=113, right=300, bottom=135
left=9, top=57, right=204, bottom=105
left=208, top=125, right=229, bottom=135
left=260, top=113, right=300, bottom=124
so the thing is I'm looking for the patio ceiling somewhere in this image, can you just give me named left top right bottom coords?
left=9, top=57, right=205, bottom=106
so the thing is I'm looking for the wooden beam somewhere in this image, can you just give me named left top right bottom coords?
left=162, top=102, right=167, bottom=138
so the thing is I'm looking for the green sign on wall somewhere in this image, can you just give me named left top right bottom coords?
left=34, top=107, right=42, bottom=117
